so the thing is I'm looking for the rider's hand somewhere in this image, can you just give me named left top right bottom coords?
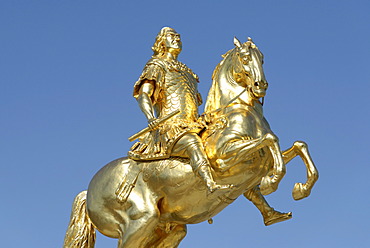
left=148, top=118, right=159, bottom=130
left=198, top=113, right=212, bottom=124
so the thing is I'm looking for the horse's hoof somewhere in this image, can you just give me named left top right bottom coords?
left=260, top=176, right=278, bottom=195
left=263, top=210, right=292, bottom=226
left=292, top=183, right=311, bottom=200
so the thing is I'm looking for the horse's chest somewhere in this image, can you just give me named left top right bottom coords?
left=248, top=115, right=271, bottom=137
left=227, top=111, right=271, bottom=139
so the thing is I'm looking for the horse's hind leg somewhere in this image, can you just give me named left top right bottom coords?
left=147, top=224, right=187, bottom=248
left=118, top=212, right=160, bottom=247
left=117, top=192, right=160, bottom=247
left=117, top=210, right=160, bottom=248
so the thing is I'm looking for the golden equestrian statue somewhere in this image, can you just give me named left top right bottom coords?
left=64, top=27, right=318, bottom=248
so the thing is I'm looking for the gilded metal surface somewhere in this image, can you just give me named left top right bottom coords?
left=128, top=27, right=229, bottom=194
left=64, top=29, right=318, bottom=248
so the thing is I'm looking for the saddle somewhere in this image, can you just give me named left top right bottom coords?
left=115, top=157, right=190, bottom=203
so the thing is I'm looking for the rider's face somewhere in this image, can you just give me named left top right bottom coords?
left=164, top=31, right=182, bottom=53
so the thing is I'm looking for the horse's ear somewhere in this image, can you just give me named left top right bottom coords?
left=247, top=37, right=256, bottom=48
left=234, top=37, right=242, bottom=48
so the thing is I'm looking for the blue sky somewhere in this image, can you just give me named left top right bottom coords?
left=1, top=1, right=369, bottom=247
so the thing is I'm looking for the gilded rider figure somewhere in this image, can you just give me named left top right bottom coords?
left=128, top=27, right=230, bottom=193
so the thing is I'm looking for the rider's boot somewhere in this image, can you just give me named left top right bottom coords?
left=198, top=164, right=232, bottom=193
left=262, top=209, right=292, bottom=226
left=244, top=186, right=292, bottom=226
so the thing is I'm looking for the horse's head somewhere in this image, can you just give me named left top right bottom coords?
left=232, top=37, right=268, bottom=99
left=205, top=37, right=269, bottom=113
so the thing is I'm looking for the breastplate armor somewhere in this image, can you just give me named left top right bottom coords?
left=158, top=67, right=199, bottom=122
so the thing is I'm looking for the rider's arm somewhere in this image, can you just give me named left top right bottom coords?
left=137, top=80, right=156, bottom=122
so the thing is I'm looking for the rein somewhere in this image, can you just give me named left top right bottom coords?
left=204, top=88, right=247, bottom=116
left=204, top=87, right=263, bottom=117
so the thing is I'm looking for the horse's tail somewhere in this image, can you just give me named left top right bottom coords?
left=63, top=191, right=96, bottom=248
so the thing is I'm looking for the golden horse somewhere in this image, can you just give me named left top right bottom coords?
left=64, top=37, right=318, bottom=248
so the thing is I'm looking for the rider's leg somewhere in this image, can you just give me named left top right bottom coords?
left=172, top=133, right=231, bottom=193
left=244, top=186, right=292, bottom=226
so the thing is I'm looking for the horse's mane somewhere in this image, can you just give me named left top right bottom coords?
left=211, top=48, right=234, bottom=80
left=205, top=48, right=236, bottom=113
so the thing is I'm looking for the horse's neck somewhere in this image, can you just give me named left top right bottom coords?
left=206, top=61, right=256, bottom=115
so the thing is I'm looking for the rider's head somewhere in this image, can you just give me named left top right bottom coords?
left=152, top=27, right=182, bottom=57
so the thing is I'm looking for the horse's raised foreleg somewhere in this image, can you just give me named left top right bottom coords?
left=244, top=186, right=292, bottom=226
left=282, top=141, right=319, bottom=200
left=216, top=133, right=286, bottom=195
left=259, top=133, right=286, bottom=195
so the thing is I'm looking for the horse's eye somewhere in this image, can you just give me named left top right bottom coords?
left=242, top=56, right=251, bottom=63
